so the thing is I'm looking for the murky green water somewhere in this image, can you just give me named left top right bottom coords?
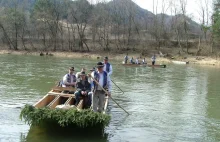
left=0, top=54, right=220, bottom=142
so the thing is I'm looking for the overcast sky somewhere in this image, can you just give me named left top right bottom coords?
left=133, top=0, right=197, bottom=14
left=132, top=0, right=213, bottom=23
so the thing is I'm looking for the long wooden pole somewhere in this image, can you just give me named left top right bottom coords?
left=91, top=76, right=130, bottom=115
left=111, top=79, right=124, bottom=94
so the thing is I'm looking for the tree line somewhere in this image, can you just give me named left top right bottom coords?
left=0, top=0, right=219, bottom=55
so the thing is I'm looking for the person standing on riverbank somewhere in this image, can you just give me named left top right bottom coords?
left=151, top=54, right=156, bottom=65
left=103, top=56, right=113, bottom=76
left=62, top=67, right=76, bottom=87
left=90, top=62, right=111, bottom=113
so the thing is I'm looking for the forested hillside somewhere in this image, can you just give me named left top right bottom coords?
left=0, top=0, right=215, bottom=55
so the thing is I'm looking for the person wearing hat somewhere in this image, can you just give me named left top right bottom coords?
left=61, top=67, right=76, bottom=88
left=103, top=56, right=113, bottom=76
left=76, top=67, right=86, bottom=79
left=151, top=54, right=156, bottom=65
left=135, top=57, right=140, bottom=64
left=142, top=57, right=147, bottom=64
left=89, top=67, right=95, bottom=72
left=90, top=62, right=111, bottom=113
left=88, top=67, right=96, bottom=84
left=124, top=53, right=129, bottom=64
left=74, top=71, right=91, bottom=107
left=130, top=57, right=135, bottom=64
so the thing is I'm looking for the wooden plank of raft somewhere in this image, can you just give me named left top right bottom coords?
left=48, top=91, right=75, bottom=98
left=47, top=95, right=60, bottom=107
left=52, top=86, right=75, bottom=92
left=48, top=95, right=61, bottom=109
left=64, top=97, right=74, bottom=105
left=77, top=100, right=83, bottom=110
left=34, top=95, right=57, bottom=108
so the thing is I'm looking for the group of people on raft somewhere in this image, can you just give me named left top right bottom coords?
left=61, top=56, right=112, bottom=113
left=124, top=54, right=156, bottom=65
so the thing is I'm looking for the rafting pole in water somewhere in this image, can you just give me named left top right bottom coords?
left=90, top=76, right=130, bottom=115
left=111, top=79, right=124, bottom=94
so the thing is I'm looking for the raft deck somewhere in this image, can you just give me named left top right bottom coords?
left=34, top=86, right=109, bottom=113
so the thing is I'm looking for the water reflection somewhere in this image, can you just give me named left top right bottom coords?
left=22, top=125, right=108, bottom=142
left=205, top=68, right=220, bottom=141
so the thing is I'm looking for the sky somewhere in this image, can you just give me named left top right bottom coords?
left=132, top=0, right=213, bottom=23
left=133, top=0, right=197, bottom=14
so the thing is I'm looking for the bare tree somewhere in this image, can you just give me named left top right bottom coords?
left=32, top=0, right=63, bottom=51
left=170, top=0, right=183, bottom=51
left=0, top=22, right=13, bottom=49
left=93, top=1, right=112, bottom=51
left=180, top=0, right=189, bottom=53
left=69, top=0, right=92, bottom=52
left=0, top=0, right=27, bottom=50
left=150, top=0, right=171, bottom=49
left=198, top=0, right=211, bottom=42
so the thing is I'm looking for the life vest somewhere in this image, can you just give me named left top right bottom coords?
left=104, top=62, right=111, bottom=73
left=67, top=74, right=76, bottom=83
left=62, top=73, right=76, bottom=86
left=93, top=71, right=108, bottom=90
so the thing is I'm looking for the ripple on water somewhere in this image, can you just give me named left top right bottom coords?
left=0, top=108, right=29, bottom=142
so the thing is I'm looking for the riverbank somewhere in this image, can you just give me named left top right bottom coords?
left=0, top=49, right=220, bottom=67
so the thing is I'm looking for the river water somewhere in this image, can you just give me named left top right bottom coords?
left=0, top=54, right=220, bottom=142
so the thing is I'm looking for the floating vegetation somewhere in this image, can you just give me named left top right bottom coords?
left=20, top=104, right=111, bottom=129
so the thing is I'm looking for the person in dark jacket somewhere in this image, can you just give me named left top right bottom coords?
left=74, top=71, right=91, bottom=108
left=124, top=54, right=129, bottom=64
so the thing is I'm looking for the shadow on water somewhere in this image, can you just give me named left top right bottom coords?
left=21, top=125, right=109, bottom=142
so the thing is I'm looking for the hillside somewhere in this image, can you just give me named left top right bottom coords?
left=0, top=0, right=206, bottom=54
left=104, top=0, right=201, bottom=35
left=0, top=0, right=35, bottom=10
left=0, top=0, right=201, bottom=35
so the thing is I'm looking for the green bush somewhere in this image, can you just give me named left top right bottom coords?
left=20, top=104, right=111, bottom=128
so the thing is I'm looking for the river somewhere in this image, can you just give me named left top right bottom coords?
left=0, top=54, right=220, bottom=142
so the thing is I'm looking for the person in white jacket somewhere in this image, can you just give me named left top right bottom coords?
left=90, top=62, right=111, bottom=113
left=62, top=67, right=76, bottom=88
left=103, top=56, right=113, bottom=76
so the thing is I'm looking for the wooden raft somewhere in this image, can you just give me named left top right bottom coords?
left=34, top=86, right=83, bottom=110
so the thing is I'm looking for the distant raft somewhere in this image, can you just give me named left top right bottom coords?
left=122, top=63, right=166, bottom=68
left=147, top=64, right=166, bottom=68
left=122, top=63, right=147, bottom=67
left=172, top=61, right=189, bottom=65
left=20, top=86, right=110, bottom=130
